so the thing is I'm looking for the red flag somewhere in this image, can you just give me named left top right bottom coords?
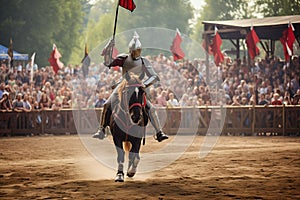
left=280, top=24, right=295, bottom=61
left=119, top=0, right=136, bottom=12
left=48, top=44, right=63, bottom=74
left=170, top=29, right=185, bottom=61
left=246, top=28, right=260, bottom=60
left=210, top=31, right=224, bottom=66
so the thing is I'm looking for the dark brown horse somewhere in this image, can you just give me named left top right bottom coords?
left=110, top=73, right=148, bottom=182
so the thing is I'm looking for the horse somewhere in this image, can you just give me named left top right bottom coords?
left=109, top=73, right=149, bottom=182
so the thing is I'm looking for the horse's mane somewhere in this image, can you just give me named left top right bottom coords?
left=118, top=73, right=142, bottom=102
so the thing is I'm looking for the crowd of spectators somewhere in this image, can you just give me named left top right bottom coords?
left=0, top=52, right=300, bottom=116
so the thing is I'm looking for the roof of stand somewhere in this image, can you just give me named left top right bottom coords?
left=202, top=15, right=300, bottom=40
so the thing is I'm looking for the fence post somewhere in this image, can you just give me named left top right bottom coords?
left=252, top=104, right=255, bottom=136
left=282, top=104, right=285, bottom=136
left=41, top=110, right=45, bottom=134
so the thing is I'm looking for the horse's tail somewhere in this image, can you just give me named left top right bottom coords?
left=123, top=141, right=132, bottom=152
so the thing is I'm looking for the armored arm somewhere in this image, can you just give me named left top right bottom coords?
left=142, top=57, right=160, bottom=87
left=107, top=54, right=128, bottom=69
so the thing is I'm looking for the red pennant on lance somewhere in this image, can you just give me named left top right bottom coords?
left=246, top=28, right=260, bottom=60
left=119, top=0, right=136, bottom=12
left=280, top=24, right=295, bottom=61
left=170, top=29, right=185, bottom=61
left=210, top=31, right=224, bottom=66
left=48, top=44, right=63, bottom=74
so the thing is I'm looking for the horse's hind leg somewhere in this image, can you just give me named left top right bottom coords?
left=127, top=138, right=141, bottom=178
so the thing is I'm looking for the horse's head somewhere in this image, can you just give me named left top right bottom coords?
left=119, top=73, right=146, bottom=125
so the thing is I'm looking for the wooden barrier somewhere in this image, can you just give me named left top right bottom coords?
left=0, top=105, right=299, bottom=136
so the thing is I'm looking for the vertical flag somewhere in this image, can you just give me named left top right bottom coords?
left=30, top=52, right=36, bottom=83
left=7, top=38, right=13, bottom=68
left=119, top=0, right=136, bottom=12
left=48, top=44, right=64, bottom=74
left=246, top=26, right=260, bottom=60
left=81, top=43, right=90, bottom=78
left=170, top=28, right=185, bottom=61
left=210, top=27, right=224, bottom=66
left=280, top=23, right=295, bottom=61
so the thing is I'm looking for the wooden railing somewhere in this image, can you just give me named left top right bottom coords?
left=0, top=105, right=299, bottom=136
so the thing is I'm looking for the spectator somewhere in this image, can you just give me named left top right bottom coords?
left=258, top=93, right=269, bottom=105
left=0, top=91, right=12, bottom=112
left=39, top=93, right=51, bottom=110
left=292, top=89, right=300, bottom=105
left=95, top=93, right=106, bottom=108
left=23, top=94, right=32, bottom=112
left=271, top=93, right=282, bottom=105
left=61, top=96, right=72, bottom=109
left=179, top=93, right=189, bottom=107
left=167, top=92, right=179, bottom=107
left=156, top=90, right=167, bottom=107
left=12, top=93, right=25, bottom=112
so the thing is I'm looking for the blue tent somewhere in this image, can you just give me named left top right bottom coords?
left=0, top=44, right=28, bottom=60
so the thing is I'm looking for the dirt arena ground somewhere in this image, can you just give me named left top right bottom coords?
left=0, top=135, right=299, bottom=200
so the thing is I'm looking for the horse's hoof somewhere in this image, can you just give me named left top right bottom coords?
left=155, top=131, right=169, bottom=142
left=127, top=167, right=136, bottom=178
left=127, top=172, right=136, bottom=178
left=115, top=172, right=124, bottom=182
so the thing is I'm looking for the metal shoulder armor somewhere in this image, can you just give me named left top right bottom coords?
left=108, top=54, right=128, bottom=68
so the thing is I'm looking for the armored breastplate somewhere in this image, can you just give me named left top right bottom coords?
left=122, top=56, right=145, bottom=78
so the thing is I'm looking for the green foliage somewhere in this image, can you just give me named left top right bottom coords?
left=255, top=0, right=300, bottom=16
left=118, top=0, right=193, bottom=34
left=200, top=0, right=256, bottom=21
left=0, top=0, right=84, bottom=66
left=84, top=0, right=194, bottom=58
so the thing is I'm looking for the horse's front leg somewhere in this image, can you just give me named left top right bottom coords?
left=127, top=137, right=142, bottom=178
left=113, top=137, right=125, bottom=182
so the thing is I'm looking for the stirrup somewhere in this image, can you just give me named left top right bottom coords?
left=154, top=131, right=169, bottom=142
left=92, top=127, right=107, bottom=139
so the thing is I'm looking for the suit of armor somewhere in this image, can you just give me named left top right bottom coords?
left=93, top=32, right=168, bottom=142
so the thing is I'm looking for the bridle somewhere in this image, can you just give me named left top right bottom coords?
left=123, top=84, right=147, bottom=112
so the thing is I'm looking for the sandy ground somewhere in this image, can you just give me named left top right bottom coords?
left=0, top=135, right=300, bottom=200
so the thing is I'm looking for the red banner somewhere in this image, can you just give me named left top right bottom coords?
left=210, top=32, right=224, bottom=66
left=48, top=44, right=63, bottom=74
left=280, top=24, right=295, bottom=61
left=246, top=28, right=260, bottom=60
left=170, top=30, right=185, bottom=61
left=119, top=0, right=136, bottom=12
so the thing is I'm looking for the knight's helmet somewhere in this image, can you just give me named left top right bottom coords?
left=128, top=31, right=142, bottom=59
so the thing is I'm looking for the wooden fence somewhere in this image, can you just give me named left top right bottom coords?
left=0, top=105, right=299, bottom=137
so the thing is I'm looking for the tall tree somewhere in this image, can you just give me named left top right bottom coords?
left=0, top=0, right=85, bottom=66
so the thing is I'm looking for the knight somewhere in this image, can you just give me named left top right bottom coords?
left=93, top=31, right=168, bottom=142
